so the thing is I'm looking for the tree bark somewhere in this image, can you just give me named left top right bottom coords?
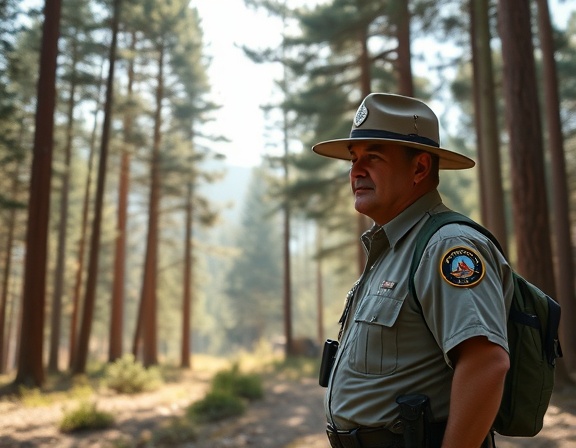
left=49, top=40, right=78, bottom=373
left=497, top=0, right=555, bottom=293
left=315, top=225, right=324, bottom=344
left=395, top=0, right=414, bottom=97
left=109, top=31, right=137, bottom=363
left=73, top=0, right=121, bottom=374
left=0, top=165, right=21, bottom=374
left=68, top=60, right=104, bottom=370
left=14, top=0, right=62, bottom=388
left=470, top=0, right=508, bottom=248
left=137, top=41, right=165, bottom=367
left=535, top=0, right=576, bottom=376
left=282, top=103, right=294, bottom=357
left=181, top=181, right=193, bottom=368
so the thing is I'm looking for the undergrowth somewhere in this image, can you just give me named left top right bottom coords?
left=0, top=351, right=320, bottom=445
left=147, top=416, right=198, bottom=446
left=186, top=363, right=263, bottom=423
left=187, top=390, right=246, bottom=423
left=59, top=401, right=114, bottom=433
left=211, top=363, right=264, bottom=400
left=18, top=380, right=94, bottom=407
left=105, top=354, right=163, bottom=394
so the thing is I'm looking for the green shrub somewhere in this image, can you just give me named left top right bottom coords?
left=271, top=356, right=321, bottom=380
left=187, top=390, right=246, bottom=423
left=150, top=416, right=197, bottom=445
left=105, top=354, right=162, bottom=394
left=68, top=381, right=95, bottom=401
left=19, top=387, right=51, bottom=407
left=211, top=364, right=263, bottom=401
left=59, top=401, right=114, bottom=433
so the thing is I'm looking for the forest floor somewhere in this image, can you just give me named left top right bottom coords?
left=0, top=357, right=575, bottom=448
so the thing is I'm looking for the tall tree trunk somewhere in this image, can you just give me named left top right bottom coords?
left=49, top=43, right=78, bottom=372
left=68, top=59, right=106, bottom=370
left=2, top=121, right=26, bottom=373
left=497, top=0, right=555, bottom=293
left=0, top=165, right=21, bottom=374
left=181, top=181, right=193, bottom=368
left=109, top=32, right=137, bottom=363
left=14, top=0, right=62, bottom=388
left=315, top=225, right=324, bottom=344
left=108, top=143, right=130, bottom=363
left=470, top=0, right=508, bottom=248
left=282, top=104, right=294, bottom=357
left=73, top=0, right=121, bottom=374
left=394, top=0, right=414, bottom=97
left=3, top=274, right=18, bottom=372
left=279, top=29, right=294, bottom=356
left=4, top=272, right=23, bottom=372
left=535, top=0, right=576, bottom=377
left=137, top=41, right=165, bottom=367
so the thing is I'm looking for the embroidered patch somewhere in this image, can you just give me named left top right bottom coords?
left=440, top=246, right=485, bottom=287
left=354, top=102, right=368, bottom=127
left=380, top=280, right=397, bottom=290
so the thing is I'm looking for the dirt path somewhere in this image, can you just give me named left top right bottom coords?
left=0, top=371, right=327, bottom=448
left=0, top=371, right=574, bottom=448
left=193, top=376, right=327, bottom=448
left=214, top=381, right=576, bottom=448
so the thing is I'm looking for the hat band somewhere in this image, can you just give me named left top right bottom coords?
left=350, top=129, right=439, bottom=148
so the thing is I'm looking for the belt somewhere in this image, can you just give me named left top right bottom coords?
left=326, top=422, right=447, bottom=448
left=326, top=425, right=403, bottom=448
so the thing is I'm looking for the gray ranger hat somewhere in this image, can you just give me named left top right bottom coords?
left=312, top=93, right=475, bottom=170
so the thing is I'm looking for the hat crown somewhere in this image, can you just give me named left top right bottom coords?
left=310, top=92, right=475, bottom=170
left=351, top=93, right=440, bottom=145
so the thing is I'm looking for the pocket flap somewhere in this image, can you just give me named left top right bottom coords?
left=354, top=295, right=404, bottom=327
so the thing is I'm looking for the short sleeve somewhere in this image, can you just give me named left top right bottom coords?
left=412, top=223, right=513, bottom=367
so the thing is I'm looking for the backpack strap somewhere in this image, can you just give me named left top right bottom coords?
left=545, top=294, right=563, bottom=363
left=408, top=211, right=504, bottom=303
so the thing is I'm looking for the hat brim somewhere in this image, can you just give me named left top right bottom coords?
left=312, top=138, right=475, bottom=170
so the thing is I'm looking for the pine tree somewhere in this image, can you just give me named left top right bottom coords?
left=131, top=0, right=219, bottom=366
left=14, top=0, right=62, bottom=388
left=73, top=0, right=121, bottom=375
left=224, top=167, right=283, bottom=350
left=469, top=0, right=507, bottom=247
left=48, top=0, right=104, bottom=373
left=536, top=0, right=576, bottom=377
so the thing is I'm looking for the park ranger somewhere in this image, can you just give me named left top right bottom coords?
left=313, top=93, right=513, bottom=448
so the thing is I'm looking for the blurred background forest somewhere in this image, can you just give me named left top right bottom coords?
left=1, top=0, right=576, bottom=390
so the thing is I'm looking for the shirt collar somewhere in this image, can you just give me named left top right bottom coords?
left=382, top=190, right=443, bottom=248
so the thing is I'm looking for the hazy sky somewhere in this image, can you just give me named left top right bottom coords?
left=194, top=0, right=284, bottom=168
left=195, top=0, right=576, bottom=168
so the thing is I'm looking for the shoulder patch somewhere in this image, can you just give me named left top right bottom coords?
left=440, top=246, right=485, bottom=287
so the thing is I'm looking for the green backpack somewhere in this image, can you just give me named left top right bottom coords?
left=409, top=211, right=562, bottom=437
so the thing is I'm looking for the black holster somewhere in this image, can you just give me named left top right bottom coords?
left=396, top=394, right=430, bottom=448
left=319, top=339, right=339, bottom=387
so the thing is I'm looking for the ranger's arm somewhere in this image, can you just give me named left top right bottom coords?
left=442, top=336, right=509, bottom=448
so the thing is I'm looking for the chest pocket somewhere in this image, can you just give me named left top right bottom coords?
left=349, top=294, right=405, bottom=375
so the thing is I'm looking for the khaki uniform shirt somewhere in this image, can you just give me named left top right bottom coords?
left=325, top=190, right=513, bottom=430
